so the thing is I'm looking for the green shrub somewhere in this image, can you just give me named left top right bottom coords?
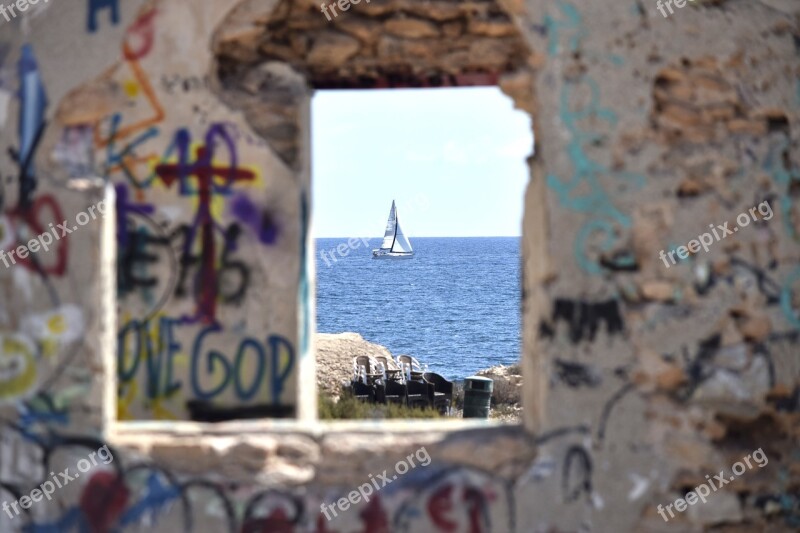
left=318, top=393, right=442, bottom=420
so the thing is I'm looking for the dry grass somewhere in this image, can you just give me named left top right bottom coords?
left=490, top=378, right=521, bottom=406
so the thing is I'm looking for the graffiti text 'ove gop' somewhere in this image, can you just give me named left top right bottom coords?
left=118, top=318, right=295, bottom=404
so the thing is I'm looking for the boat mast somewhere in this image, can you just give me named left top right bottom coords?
left=390, top=204, right=398, bottom=251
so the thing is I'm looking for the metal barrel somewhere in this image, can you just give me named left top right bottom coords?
left=462, top=376, right=493, bottom=418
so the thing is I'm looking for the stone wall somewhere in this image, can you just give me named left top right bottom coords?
left=0, top=0, right=797, bottom=531
left=522, top=0, right=800, bottom=529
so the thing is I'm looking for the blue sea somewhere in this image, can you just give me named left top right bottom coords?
left=315, top=237, right=521, bottom=380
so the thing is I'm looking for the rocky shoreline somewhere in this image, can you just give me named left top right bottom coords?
left=316, top=332, right=522, bottom=420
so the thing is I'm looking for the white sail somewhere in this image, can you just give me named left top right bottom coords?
left=379, top=201, right=397, bottom=250
left=372, top=200, right=414, bottom=259
left=392, top=219, right=413, bottom=253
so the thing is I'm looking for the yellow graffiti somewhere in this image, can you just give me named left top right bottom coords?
left=0, top=335, right=38, bottom=402
left=47, top=314, right=66, bottom=335
left=149, top=398, right=179, bottom=421
left=123, top=78, right=140, bottom=98
left=117, top=379, right=137, bottom=421
left=117, top=312, right=185, bottom=420
left=27, top=306, right=85, bottom=359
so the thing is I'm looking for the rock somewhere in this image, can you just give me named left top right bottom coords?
left=711, top=258, right=730, bottom=275
left=686, top=490, right=742, bottom=525
left=499, top=69, right=535, bottom=114
left=150, top=440, right=224, bottom=473
left=692, top=71, right=732, bottom=93
left=691, top=363, right=767, bottom=404
left=753, top=107, right=788, bottom=122
left=727, top=118, right=768, bottom=136
left=715, top=344, right=749, bottom=371
left=655, top=80, right=695, bottom=102
left=641, top=281, right=674, bottom=302
left=288, top=34, right=309, bottom=56
left=316, top=334, right=523, bottom=422
left=384, top=17, right=440, bottom=39
left=499, top=0, right=526, bottom=15
left=357, top=0, right=399, bottom=17
left=655, top=67, right=688, bottom=84
left=720, top=319, right=744, bottom=346
left=376, top=36, right=439, bottom=63
left=656, top=366, right=687, bottom=391
left=700, top=104, right=736, bottom=122
left=738, top=314, right=771, bottom=342
left=468, top=38, right=510, bottom=67
left=336, top=16, right=382, bottom=45
left=468, top=18, right=518, bottom=37
left=214, top=26, right=265, bottom=62
left=476, top=364, right=523, bottom=406
left=657, top=103, right=703, bottom=128
left=676, top=177, right=705, bottom=197
left=307, top=31, right=361, bottom=67
left=259, top=41, right=296, bottom=62
left=275, top=435, right=321, bottom=464
left=55, top=78, right=126, bottom=126
left=285, top=15, right=329, bottom=32
left=635, top=348, right=686, bottom=392
left=404, top=1, right=464, bottom=22
left=441, top=21, right=463, bottom=38
left=439, top=49, right=471, bottom=72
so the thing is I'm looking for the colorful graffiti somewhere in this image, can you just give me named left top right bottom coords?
left=0, top=5, right=296, bottom=426
left=55, top=4, right=298, bottom=420
left=87, top=0, right=120, bottom=33
left=123, top=6, right=157, bottom=61
left=544, top=1, right=645, bottom=275
left=113, top=157, right=292, bottom=419
left=0, top=406, right=654, bottom=533
left=0, top=304, right=86, bottom=407
left=117, top=319, right=294, bottom=413
left=780, top=266, right=800, bottom=330
left=102, top=105, right=291, bottom=419
left=763, top=134, right=800, bottom=243
left=3, top=194, right=69, bottom=277
left=106, top=106, right=270, bottom=414
left=0, top=335, right=38, bottom=403
left=0, top=40, right=89, bottom=417
left=152, top=125, right=256, bottom=324
left=95, top=7, right=163, bottom=187
left=0, top=415, right=527, bottom=533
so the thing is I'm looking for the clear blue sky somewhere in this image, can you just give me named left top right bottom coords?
left=311, top=87, right=533, bottom=238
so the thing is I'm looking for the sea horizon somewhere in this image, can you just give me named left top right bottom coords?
left=315, top=236, right=521, bottom=380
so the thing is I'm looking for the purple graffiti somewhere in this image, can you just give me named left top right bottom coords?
left=230, top=194, right=279, bottom=246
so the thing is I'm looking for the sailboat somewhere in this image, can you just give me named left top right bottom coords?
left=372, top=200, right=414, bottom=259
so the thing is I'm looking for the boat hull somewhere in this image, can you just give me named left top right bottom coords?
left=372, top=249, right=414, bottom=259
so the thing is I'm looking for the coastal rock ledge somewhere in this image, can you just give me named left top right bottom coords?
left=316, top=332, right=523, bottom=411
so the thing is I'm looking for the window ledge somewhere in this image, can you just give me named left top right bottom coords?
left=106, top=420, right=533, bottom=487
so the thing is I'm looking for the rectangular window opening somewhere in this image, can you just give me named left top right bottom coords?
left=312, top=86, right=533, bottom=423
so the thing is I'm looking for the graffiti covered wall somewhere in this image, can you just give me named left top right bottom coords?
left=1, top=0, right=303, bottom=423
left=524, top=0, right=800, bottom=529
left=0, top=0, right=797, bottom=532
